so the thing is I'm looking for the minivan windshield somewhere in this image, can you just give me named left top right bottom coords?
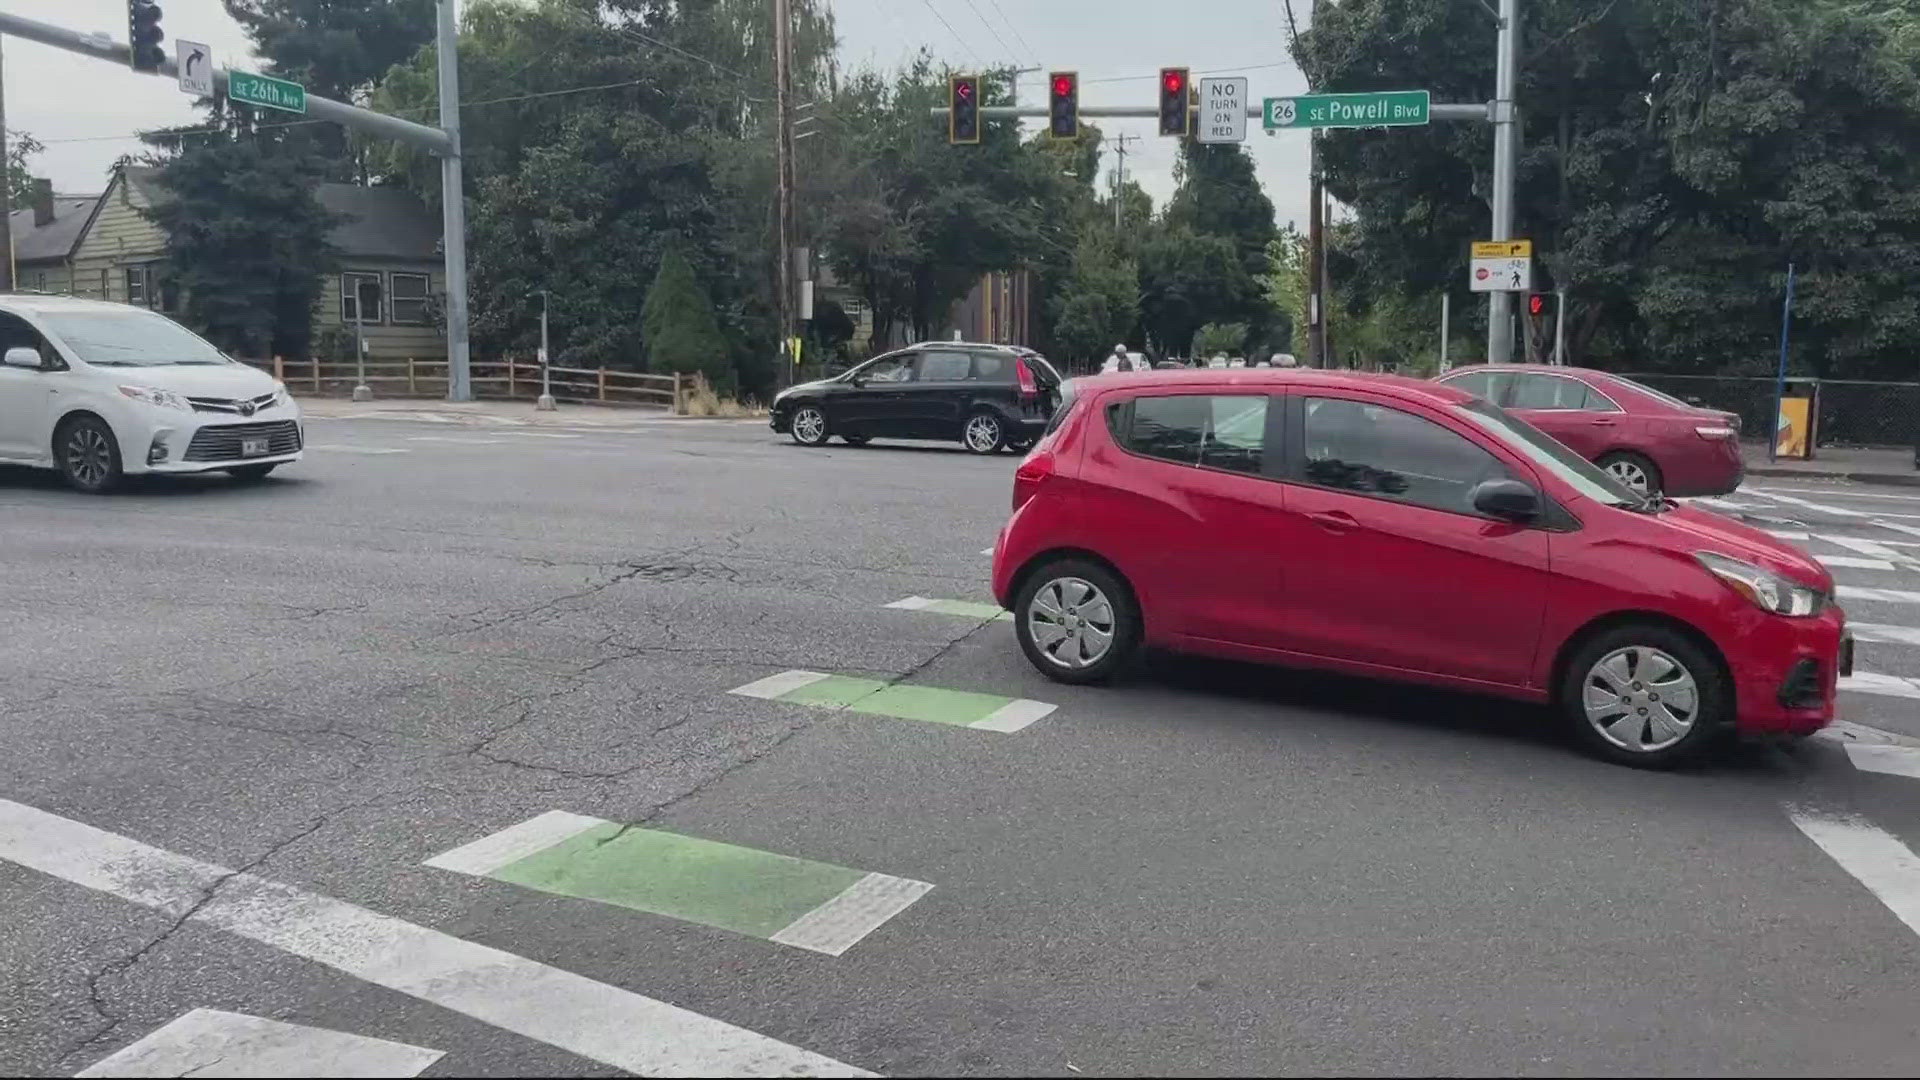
left=38, top=310, right=232, bottom=367
left=1455, top=399, right=1648, bottom=509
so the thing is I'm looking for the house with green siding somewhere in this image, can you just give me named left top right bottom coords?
left=29, top=165, right=446, bottom=360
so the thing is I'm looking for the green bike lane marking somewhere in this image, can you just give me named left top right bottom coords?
left=728, top=670, right=1055, bottom=733
left=884, top=595, right=1013, bottom=621
left=426, top=811, right=932, bottom=956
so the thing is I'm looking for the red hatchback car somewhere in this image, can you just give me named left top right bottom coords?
left=1432, top=364, right=1743, bottom=497
left=992, top=370, right=1850, bottom=768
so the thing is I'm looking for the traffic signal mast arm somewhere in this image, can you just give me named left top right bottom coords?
left=926, top=102, right=1494, bottom=120
left=0, top=8, right=451, bottom=154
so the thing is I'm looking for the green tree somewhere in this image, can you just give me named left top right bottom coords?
left=642, top=247, right=734, bottom=393
left=1192, top=321, right=1249, bottom=358
left=5, top=131, right=44, bottom=206
left=1138, top=227, right=1260, bottom=356
left=142, top=116, right=338, bottom=358
left=223, top=0, right=436, bottom=101
left=1292, top=0, right=1920, bottom=375
left=1050, top=236, right=1139, bottom=365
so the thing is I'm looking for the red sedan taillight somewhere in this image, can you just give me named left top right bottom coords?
left=1013, top=449, right=1053, bottom=509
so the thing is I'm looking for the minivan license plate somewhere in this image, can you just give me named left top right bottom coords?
left=240, top=437, right=269, bottom=457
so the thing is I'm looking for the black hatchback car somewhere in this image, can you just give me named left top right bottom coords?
left=770, top=342, right=1063, bottom=453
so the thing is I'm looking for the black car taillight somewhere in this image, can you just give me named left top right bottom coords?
left=1014, top=356, right=1038, bottom=401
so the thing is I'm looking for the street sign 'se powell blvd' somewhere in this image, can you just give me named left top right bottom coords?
left=1263, top=90, right=1431, bottom=130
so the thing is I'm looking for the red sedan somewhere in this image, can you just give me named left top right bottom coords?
left=993, top=369, right=1848, bottom=768
left=1432, top=364, right=1742, bottom=497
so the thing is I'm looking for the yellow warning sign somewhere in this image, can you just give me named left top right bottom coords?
left=1472, top=240, right=1533, bottom=258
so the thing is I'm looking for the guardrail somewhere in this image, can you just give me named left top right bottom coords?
left=248, top=357, right=687, bottom=412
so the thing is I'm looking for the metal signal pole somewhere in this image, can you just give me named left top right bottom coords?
left=1486, top=0, right=1521, bottom=364
left=0, top=38, right=12, bottom=293
left=773, top=0, right=796, bottom=387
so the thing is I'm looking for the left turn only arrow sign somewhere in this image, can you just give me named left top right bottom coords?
left=177, top=40, right=214, bottom=97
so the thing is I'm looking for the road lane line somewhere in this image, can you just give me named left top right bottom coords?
left=1821, top=535, right=1904, bottom=560
left=0, top=799, right=869, bottom=1078
left=1840, top=671, right=1920, bottom=699
left=884, top=596, right=1012, bottom=620
left=768, top=872, right=937, bottom=956
left=979, top=547, right=994, bottom=556
left=1849, top=623, right=1920, bottom=647
left=972, top=699, right=1057, bottom=733
left=1787, top=808, right=1920, bottom=939
left=1844, top=744, right=1920, bottom=781
left=1870, top=519, right=1920, bottom=541
left=729, top=671, right=1056, bottom=731
left=500, top=432, right=586, bottom=439
left=727, top=669, right=834, bottom=699
left=1839, top=585, right=1920, bottom=604
left=306, top=444, right=410, bottom=455
left=423, top=810, right=605, bottom=876
left=1765, top=529, right=1811, bottom=541
left=435, top=816, right=932, bottom=957
left=1747, top=488, right=1870, bottom=517
left=406, top=436, right=507, bottom=445
left=1760, top=486, right=1920, bottom=503
left=1819, top=555, right=1898, bottom=572
left=76, top=1009, right=444, bottom=1078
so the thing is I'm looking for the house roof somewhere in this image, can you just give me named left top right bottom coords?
left=10, top=195, right=100, bottom=264
left=119, top=165, right=440, bottom=260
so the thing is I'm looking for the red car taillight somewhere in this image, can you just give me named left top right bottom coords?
left=1014, top=356, right=1038, bottom=401
left=1013, top=449, right=1053, bottom=509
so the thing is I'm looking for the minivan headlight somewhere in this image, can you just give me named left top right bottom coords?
left=118, top=384, right=192, bottom=411
left=1695, top=551, right=1822, bottom=616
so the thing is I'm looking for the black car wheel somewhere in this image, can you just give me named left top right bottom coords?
left=57, top=415, right=123, bottom=494
left=1598, top=450, right=1662, bottom=497
left=1559, top=623, right=1730, bottom=769
left=789, top=405, right=831, bottom=446
left=962, top=410, right=1006, bottom=454
left=840, top=434, right=871, bottom=446
left=1013, top=558, right=1141, bottom=684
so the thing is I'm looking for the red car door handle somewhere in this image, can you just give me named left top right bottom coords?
left=1307, top=509, right=1358, bottom=532
left=1590, top=418, right=1616, bottom=425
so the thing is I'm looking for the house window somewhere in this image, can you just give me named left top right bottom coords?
left=124, top=267, right=147, bottom=307
left=841, top=298, right=866, bottom=317
left=341, top=272, right=384, bottom=324
left=389, top=272, right=430, bottom=325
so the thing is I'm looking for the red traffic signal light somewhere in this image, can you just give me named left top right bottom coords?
left=1048, top=71, right=1078, bottom=140
left=1528, top=294, right=1545, bottom=316
left=1158, top=67, right=1190, bottom=137
left=948, top=74, right=980, bottom=145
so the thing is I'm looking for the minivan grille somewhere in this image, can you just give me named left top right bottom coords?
left=188, top=392, right=279, bottom=415
left=184, top=420, right=302, bottom=462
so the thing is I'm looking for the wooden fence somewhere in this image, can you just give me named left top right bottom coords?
left=249, top=357, right=687, bottom=413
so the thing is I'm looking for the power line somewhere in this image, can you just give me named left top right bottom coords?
left=958, top=0, right=1018, bottom=63
left=918, top=0, right=983, bottom=64
left=981, top=0, right=1039, bottom=67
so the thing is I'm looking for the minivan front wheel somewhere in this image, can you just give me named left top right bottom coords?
left=1013, top=558, right=1140, bottom=684
left=963, top=410, right=1006, bottom=454
left=1560, top=624, right=1729, bottom=768
left=57, top=416, right=123, bottom=494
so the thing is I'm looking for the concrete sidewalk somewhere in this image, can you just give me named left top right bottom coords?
left=297, top=396, right=761, bottom=429
left=1744, top=442, right=1919, bottom=486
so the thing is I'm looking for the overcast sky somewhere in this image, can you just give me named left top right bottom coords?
left=6, top=0, right=1315, bottom=226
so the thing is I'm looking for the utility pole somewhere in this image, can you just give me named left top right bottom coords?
left=1110, top=133, right=1137, bottom=231
left=436, top=0, right=472, bottom=401
left=535, top=288, right=554, bottom=411
left=1307, top=131, right=1324, bottom=368
left=1, top=38, right=12, bottom=293
left=1486, top=0, right=1521, bottom=364
left=772, top=0, right=796, bottom=388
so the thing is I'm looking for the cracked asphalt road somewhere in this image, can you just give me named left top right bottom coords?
left=4, top=418, right=1920, bottom=1077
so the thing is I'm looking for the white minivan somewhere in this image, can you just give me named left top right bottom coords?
left=0, top=295, right=302, bottom=492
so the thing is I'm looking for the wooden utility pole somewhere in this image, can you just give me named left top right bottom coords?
left=1, top=38, right=13, bottom=293
left=1110, top=133, right=1138, bottom=231
left=1306, top=131, right=1324, bottom=368
left=772, top=0, right=795, bottom=386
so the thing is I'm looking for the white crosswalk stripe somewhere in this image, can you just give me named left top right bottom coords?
left=1839, top=585, right=1920, bottom=605
left=1823, top=535, right=1904, bottom=560
left=1849, top=623, right=1920, bottom=647
left=1821, top=555, right=1898, bottom=572
left=1840, top=671, right=1920, bottom=699
left=1747, top=488, right=1870, bottom=517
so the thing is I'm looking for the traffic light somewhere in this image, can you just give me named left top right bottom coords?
left=1158, top=67, right=1190, bottom=137
left=1048, top=71, right=1079, bottom=140
left=1528, top=293, right=1552, bottom=318
left=127, top=0, right=165, bottom=74
left=948, top=74, right=980, bottom=145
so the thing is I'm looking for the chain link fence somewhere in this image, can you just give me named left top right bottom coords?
left=1617, top=373, right=1920, bottom=449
